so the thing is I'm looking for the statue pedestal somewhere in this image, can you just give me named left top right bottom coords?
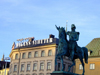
left=51, top=71, right=79, bottom=75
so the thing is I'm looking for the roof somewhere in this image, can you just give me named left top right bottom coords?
left=86, top=38, right=100, bottom=56
left=15, top=38, right=59, bottom=49
left=0, top=61, right=10, bottom=70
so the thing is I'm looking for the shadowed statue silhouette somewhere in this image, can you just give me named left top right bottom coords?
left=55, top=24, right=88, bottom=75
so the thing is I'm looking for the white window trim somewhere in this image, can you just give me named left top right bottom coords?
left=90, top=63, right=95, bottom=70
left=88, top=51, right=90, bottom=56
left=79, top=64, right=83, bottom=70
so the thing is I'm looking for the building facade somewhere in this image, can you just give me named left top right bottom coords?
left=9, top=35, right=73, bottom=75
left=75, top=38, right=100, bottom=75
left=0, top=61, right=10, bottom=75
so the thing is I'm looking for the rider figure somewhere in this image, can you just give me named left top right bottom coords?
left=66, top=24, right=80, bottom=60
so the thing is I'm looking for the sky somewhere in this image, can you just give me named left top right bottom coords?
left=0, top=0, right=100, bottom=60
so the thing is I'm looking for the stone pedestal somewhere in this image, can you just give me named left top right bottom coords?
left=51, top=71, right=79, bottom=75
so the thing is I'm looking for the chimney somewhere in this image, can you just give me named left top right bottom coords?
left=49, top=34, right=55, bottom=38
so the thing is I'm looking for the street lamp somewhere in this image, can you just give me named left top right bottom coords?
left=4, top=57, right=10, bottom=75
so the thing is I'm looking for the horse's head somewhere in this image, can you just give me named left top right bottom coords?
left=55, top=25, right=66, bottom=40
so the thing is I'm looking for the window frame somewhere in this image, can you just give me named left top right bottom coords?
left=27, top=64, right=30, bottom=71
left=88, top=51, right=90, bottom=56
left=32, top=73, right=37, bottom=75
left=15, top=54, right=18, bottom=59
left=47, top=62, right=51, bottom=70
left=21, top=64, right=24, bottom=71
left=39, top=73, right=44, bottom=75
left=14, top=65, right=17, bottom=72
left=40, top=63, right=44, bottom=70
left=48, top=50, right=52, bottom=56
left=33, top=63, right=37, bottom=71
left=22, top=53, right=26, bottom=59
left=41, top=50, right=45, bottom=57
left=79, top=64, right=83, bottom=70
left=34, top=51, right=38, bottom=57
left=46, top=73, right=50, bottom=75
left=90, top=63, right=95, bottom=70
left=28, top=52, right=31, bottom=58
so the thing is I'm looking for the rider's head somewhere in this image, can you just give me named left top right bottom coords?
left=71, top=24, right=76, bottom=31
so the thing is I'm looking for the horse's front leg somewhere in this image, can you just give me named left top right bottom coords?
left=61, top=56, right=64, bottom=71
left=82, top=63, right=85, bottom=75
left=82, top=66, right=85, bottom=75
left=68, top=60, right=75, bottom=72
left=79, top=57, right=85, bottom=75
left=55, top=54, right=58, bottom=66
left=55, top=54, right=58, bottom=71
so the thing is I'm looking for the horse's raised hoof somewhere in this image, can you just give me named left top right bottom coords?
left=85, top=60, right=88, bottom=64
left=68, top=68, right=70, bottom=72
left=82, top=73, right=84, bottom=75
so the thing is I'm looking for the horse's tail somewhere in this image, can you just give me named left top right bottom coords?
left=82, top=47, right=88, bottom=64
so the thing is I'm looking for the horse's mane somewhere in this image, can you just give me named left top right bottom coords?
left=60, top=27, right=68, bottom=42
left=64, top=30, right=68, bottom=42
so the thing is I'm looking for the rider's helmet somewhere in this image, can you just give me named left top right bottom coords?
left=71, top=24, right=76, bottom=29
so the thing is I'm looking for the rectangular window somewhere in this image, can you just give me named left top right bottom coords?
left=47, top=62, right=51, bottom=70
left=39, top=73, right=44, bottom=75
left=41, top=51, right=45, bottom=57
left=48, top=50, right=52, bottom=56
left=22, top=53, right=26, bottom=59
left=21, top=64, right=24, bottom=71
left=40, top=63, right=44, bottom=70
left=27, top=64, right=30, bottom=71
left=28, top=52, right=31, bottom=58
left=79, top=64, right=83, bottom=70
left=33, top=63, right=37, bottom=70
left=14, top=65, right=17, bottom=71
left=34, top=51, right=38, bottom=57
left=26, top=74, right=30, bottom=75
left=46, top=73, right=50, bottom=75
left=90, top=64, right=95, bottom=69
left=15, top=54, right=18, bottom=59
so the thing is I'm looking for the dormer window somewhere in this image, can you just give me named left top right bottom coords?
left=99, top=50, right=100, bottom=55
left=88, top=50, right=93, bottom=56
left=88, top=51, right=90, bottom=56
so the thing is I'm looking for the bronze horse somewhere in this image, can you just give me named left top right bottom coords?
left=55, top=25, right=88, bottom=75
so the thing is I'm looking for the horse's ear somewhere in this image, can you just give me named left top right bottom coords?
left=59, top=26, right=60, bottom=29
left=55, top=25, right=59, bottom=30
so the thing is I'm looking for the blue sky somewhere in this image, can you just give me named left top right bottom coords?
left=0, top=0, right=100, bottom=59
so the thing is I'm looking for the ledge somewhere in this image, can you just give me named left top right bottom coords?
left=51, top=71, right=80, bottom=75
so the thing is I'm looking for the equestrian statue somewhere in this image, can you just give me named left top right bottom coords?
left=55, top=24, right=88, bottom=75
